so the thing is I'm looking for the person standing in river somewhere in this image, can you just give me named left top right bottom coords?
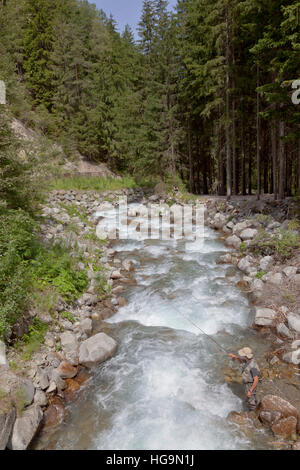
left=228, top=347, right=260, bottom=412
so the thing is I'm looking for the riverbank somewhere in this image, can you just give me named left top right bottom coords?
left=1, top=189, right=300, bottom=450
left=0, top=187, right=145, bottom=450
left=204, top=196, right=300, bottom=447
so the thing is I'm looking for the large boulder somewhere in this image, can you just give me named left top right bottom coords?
left=79, top=333, right=117, bottom=369
left=77, top=293, right=98, bottom=307
left=276, top=323, right=292, bottom=339
left=254, top=307, right=277, bottom=326
left=282, top=349, right=300, bottom=365
left=287, top=313, right=300, bottom=334
left=0, top=366, right=35, bottom=407
left=33, top=367, right=50, bottom=390
left=225, top=235, right=241, bottom=250
left=79, top=318, right=92, bottom=336
left=56, top=361, right=77, bottom=379
left=291, top=274, right=300, bottom=284
left=216, top=254, right=233, bottom=265
left=240, top=228, right=258, bottom=241
left=252, top=279, right=264, bottom=290
left=259, top=256, right=274, bottom=271
left=60, top=332, right=79, bottom=366
left=232, top=221, right=249, bottom=235
left=272, top=417, right=298, bottom=438
left=268, top=272, right=283, bottom=286
left=260, top=395, right=298, bottom=424
left=34, top=390, right=48, bottom=408
left=7, top=404, right=43, bottom=450
left=283, top=266, right=297, bottom=278
left=238, top=256, right=255, bottom=274
left=0, top=408, right=16, bottom=450
left=0, top=341, right=7, bottom=366
left=110, top=270, right=122, bottom=280
left=212, top=213, right=227, bottom=230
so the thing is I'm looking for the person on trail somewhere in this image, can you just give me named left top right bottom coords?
left=228, top=347, right=260, bottom=412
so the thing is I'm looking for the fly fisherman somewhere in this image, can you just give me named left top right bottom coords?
left=228, top=347, right=260, bottom=412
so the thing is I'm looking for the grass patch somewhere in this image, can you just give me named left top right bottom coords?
left=282, top=291, right=296, bottom=307
left=58, top=202, right=88, bottom=223
left=19, top=318, right=48, bottom=361
left=255, top=214, right=272, bottom=226
left=60, top=311, right=76, bottom=324
left=240, top=242, right=247, bottom=254
left=0, top=389, right=8, bottom=400
left=31, top=288, right=58, bottom=318
left=256, top=270, right=266, bottom=279
left=48, top=175, right=138, bottom=192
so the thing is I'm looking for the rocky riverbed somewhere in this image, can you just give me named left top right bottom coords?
left=1, top=189, right=300, bottom=450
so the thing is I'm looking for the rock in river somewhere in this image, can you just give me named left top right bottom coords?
left=79, top=332, right=118, bottom=368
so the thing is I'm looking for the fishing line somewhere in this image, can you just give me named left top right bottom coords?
left=151, top=287, right=228, bottom=354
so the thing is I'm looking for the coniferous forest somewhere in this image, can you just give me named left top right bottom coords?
left=0, top=0, right=300, bottom=199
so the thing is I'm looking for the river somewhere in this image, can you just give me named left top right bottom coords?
left=39, top=203, right=272, bottom=450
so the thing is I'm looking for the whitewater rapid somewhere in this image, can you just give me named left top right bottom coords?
left=43, top=204, right=270, bottom=450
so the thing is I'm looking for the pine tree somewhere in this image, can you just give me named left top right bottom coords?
left=23, top=0, right=57, bottom=109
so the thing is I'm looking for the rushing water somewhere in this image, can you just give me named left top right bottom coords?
left=41, top=204, right=271, bottom=450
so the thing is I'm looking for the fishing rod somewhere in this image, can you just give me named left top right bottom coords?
left=151, top=288, right=229, bottom=355
left=174, top=307, right=229, bottom=354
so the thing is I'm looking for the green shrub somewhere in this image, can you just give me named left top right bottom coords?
left=31, top=243, right=88, bottom=301
left=251, top=228, right=300, bottom=259
left=0, top=212, right=89, bottom=338
left=0, top=210, right=39, bottom=338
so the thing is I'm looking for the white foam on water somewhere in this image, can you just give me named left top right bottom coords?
left=89, top=333, right=247, bottom=450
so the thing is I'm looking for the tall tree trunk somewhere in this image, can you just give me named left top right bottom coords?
left=271, top=121, right=277, bottom=200
left=232, top=97, right=237, bottom=194
left=256, top=64, right=261, bottom=200
left=298, top=138, right=300, bottom=196
left=278, top=121, right=285, bottom=200
left=188, top=118, right=194, bottom=193
left=225, top=7, right=232, bottom=200
left=241, top=120, right=246, bottom=195
left=248, top=134, right=252, bottom=196
left=263, top=123, right=269, bottom=194
left=217, top=111, right=226, bottom=195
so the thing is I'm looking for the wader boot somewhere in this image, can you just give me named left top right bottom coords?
left=245, top=383, right=258, bottom=411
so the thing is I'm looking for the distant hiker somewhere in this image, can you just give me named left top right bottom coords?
left=228, top=347, right=260, bottom=412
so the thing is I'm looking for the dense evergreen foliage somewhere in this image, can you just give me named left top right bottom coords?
left=0, top=0, right=299, bottom=198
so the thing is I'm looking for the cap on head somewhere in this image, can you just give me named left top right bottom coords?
left=238, top=347, right=253, bottom=359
